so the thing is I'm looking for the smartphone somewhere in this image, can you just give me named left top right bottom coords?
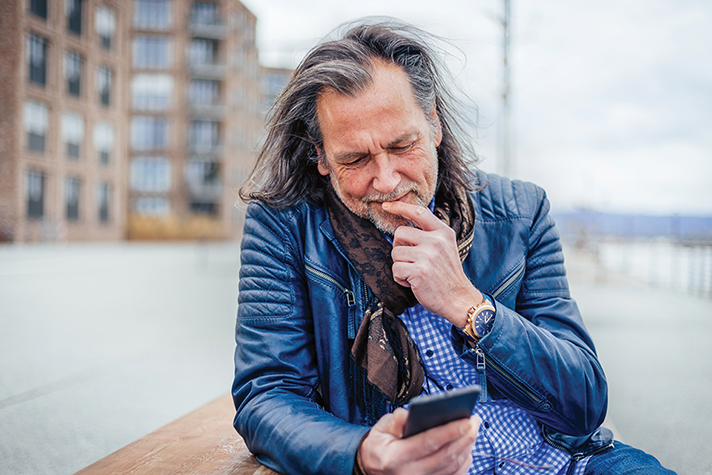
left=402, top=385, right=480, bottom=438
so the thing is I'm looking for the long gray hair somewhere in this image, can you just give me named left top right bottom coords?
left=240, top=18, right=480, bottom=207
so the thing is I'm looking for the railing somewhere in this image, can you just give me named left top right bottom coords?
left=565, top=237, right=712, bottom=299
left=189, top=21, right=227, bottom=40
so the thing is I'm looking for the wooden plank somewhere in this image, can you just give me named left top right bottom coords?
left=74, top=393, right=278, bottom=475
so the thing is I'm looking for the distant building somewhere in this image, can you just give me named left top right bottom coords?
left=126, top=0, right=264, bottom=240
left=0, top=0, right=129, bottom=242
left=261, top=66, right=292, bottom=114
left=0, top=0, right=274, bottom=243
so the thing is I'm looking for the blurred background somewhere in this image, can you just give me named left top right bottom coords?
left=0, top=0, right=710, bottom=474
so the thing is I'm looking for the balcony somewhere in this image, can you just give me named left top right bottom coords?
left=188, top=142, right=223, bottom=158
left=190, top=21, right=227, bottom=40
left=189, top=62, right=226, bottom=79
left=189, top=102, right=225, bottom=119
left=186, top=181, right=223, bottom=201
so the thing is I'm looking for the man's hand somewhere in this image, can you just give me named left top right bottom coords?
left=381, top=201, right=482, bottom=328
left=359, top=408, right=479, bottom=475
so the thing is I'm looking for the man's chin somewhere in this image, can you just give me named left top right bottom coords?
left=367, top=212, right=412, bottom=236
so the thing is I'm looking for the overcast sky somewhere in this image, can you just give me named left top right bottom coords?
left=240, top=0, right=712, bottom=215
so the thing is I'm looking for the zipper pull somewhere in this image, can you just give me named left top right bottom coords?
left=345, top=289, right=355, bottom=307
left=474, top=346, right=488, bottom=403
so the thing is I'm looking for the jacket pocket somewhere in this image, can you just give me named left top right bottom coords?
left=305, top=263, right=357, bottom=337
left=491, top=260, right=526, bottom=302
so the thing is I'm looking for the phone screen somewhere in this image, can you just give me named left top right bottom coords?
left=402, top=385, right=480, bottom=438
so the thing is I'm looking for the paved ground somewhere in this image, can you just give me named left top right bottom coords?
left=0, top=242, right=710, bottom=474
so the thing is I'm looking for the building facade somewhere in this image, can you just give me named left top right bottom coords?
left=0, top=0, right=269, bottom=242
left=0, top=0, right=129, bottom=242
left=126, top=0, right=263, bottom=240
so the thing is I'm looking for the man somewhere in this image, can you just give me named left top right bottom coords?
left=232, top=19, right=674, bottom=475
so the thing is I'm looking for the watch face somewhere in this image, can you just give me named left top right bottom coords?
left=475, top=308, right=495, bottom=337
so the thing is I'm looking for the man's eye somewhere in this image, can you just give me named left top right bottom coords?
left=391, top=142, right=415, bottom=153
left=344, top=156, right=368, bottom=166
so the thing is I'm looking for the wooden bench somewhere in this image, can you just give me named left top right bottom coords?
left=74, top=393, right=277, bottom=475
left=75, top=392, right=622, bottom=474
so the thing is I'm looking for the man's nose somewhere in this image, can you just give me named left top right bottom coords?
left=372, top=154, right=401, bottom=194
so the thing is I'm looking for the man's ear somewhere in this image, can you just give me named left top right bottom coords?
left=430, top=104, right=443, bottom=147
left=315, top=146, right=330, bottom=176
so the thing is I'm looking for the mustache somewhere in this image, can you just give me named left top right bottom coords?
left=361, top=184, right=420, bottom=204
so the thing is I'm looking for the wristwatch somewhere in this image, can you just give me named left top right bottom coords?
left=462, top=295, right=496, bottom=343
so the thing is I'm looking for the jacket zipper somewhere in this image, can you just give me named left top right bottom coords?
left=305, top=264, right=355, bottom=306
left=543, top=430, right=614, bottom=474
left=491, top=262, right=525, bottom=299
left=472, top=346, right=544, bottom=407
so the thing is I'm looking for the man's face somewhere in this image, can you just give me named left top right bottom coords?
left=316, top=61, right=442, bottom=235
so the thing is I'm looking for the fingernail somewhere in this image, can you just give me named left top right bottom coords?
left=382, top=201, right=392, bottom=209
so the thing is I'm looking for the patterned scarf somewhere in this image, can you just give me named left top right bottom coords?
left=325, top=185, right=475, bottom=420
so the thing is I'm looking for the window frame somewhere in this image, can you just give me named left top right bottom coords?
left=26, top=169, right=45, bottom=219
left=96, top=65, right=112, bottom=106
left=66, top=0, right=83, bottom=35
left=29, top=0, right=48, bottom=19
left=24, top=101, right=48, bottom=153
left=65, top=176, right=81, bottom=221
left=27, top=33, right=48, bottom=86
left=64, top=50, right=83, bottom=96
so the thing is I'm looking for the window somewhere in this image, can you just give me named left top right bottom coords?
left=189, top=79, right=219, bottom=105
left=24, top=101, right=48, bottom=153
left=186, top=160, right=219, bottom=186
left=30, top=0, right=48, bottom=19
left=189, top=38, right=218, bottom=65
left=27, top=34, right=48, bottom=85
left=26, top=170, right=45, bottom=219
left=64, top=51, right=82, bottom=96
left=130, top=156, right=171, bottom=192
left=131, top=74, right=173, bottom=110
left=185, top=160, right=220, bottom=215
left=133, top=0, right=173, bottom=30
left=133, top=197, right=170, bottom=215
left=244, top=20, right=255, bottom=45
left=62, top=112, right=84, bottom=159
left=94, top=122, right=114, bottom=164
left=190, top=202, right=216, bottom=214
left=191, top=2, right=219, bottom=25
left=97, top=182, right=110, bottom=223
left=65, top=177, right=80, bottom=221
left=132, top=36, right=173, bottom=69
left=96, top=66, right=112, bottom=106
left=66, top=0, right=82, bottom=35
left=131, top=116, right=170, bottom=151
left=95, top=7, right=116, bottom=49
left=189, top=120, right=219, bottom=151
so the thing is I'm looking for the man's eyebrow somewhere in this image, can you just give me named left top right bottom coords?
left=333, top=151, right=367, bottom=163
left=331, top=132, right=419, bottom=163
left=386, top=132, right=418, bottom=148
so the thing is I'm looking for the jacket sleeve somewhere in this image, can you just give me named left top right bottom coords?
left=232, top=201, right=369, bottom=475
left=458, top=183, right=608, bottom=437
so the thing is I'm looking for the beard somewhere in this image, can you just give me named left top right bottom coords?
left=328, top=158, right=438, bottom=236
left=361, top=184, right=431, bottom=235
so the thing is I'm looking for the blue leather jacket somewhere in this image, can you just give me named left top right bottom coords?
left=233, top=173, right=613, bottom=474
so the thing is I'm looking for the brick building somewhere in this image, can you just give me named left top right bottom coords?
left=126, top=0, right=263, bottom=240
left=0, top=0, right=270, bottom=243
left=0, top=0, right=129, bottom=242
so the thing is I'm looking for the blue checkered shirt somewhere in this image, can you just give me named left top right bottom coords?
left=399, top=304, right=591, bottom=474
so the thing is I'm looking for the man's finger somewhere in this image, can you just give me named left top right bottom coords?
left=408, top=417, right=475, bottom=454
left=373, top=408, right=409, bottom=437
left=382, top=201, right=443, bottom=232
